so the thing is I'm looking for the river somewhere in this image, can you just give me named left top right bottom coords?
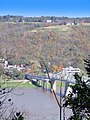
left=8, top=87, right=60, bottom=120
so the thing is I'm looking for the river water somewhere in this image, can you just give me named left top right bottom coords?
left=8, top=87, right=60, bottom=120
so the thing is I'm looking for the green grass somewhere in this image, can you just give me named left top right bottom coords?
left=56, top=81, right=65, bottom=87
left=0, top=80, right=65, bottom=89
left=0, top=81, right=35, bottom=88
left=37, top=80, right=65, bottom=88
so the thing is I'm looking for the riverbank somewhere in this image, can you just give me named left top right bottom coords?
left=0, top=80, right=34, bottom=88
left=0, top=79, right=65, bottom=88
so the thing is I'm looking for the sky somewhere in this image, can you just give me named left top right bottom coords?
left=0, top=0, right=90, bottom=17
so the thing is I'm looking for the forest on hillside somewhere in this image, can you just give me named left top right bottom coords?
left=0, top=22, right=90, bottom=70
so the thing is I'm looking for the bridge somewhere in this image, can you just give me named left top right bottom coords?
left=25, top=72, right=76, bottom=96
left=25, top=72, right=77, bottom=119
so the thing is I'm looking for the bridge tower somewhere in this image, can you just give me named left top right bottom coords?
left=50, top=80, right=56, bottom=93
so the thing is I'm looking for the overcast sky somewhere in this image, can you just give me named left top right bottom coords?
left=0, top=0, right=90, bottom=17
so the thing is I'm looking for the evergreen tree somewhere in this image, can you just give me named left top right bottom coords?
left=64, top=56, right=90, bottom=120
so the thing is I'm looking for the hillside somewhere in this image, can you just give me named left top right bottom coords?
left=0, top=22, right=90, bottom=69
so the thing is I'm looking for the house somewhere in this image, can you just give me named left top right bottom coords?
left=4, top=60, right=8, bottom=67
left=62, top=66, right=80, bottom=74
left=47, top=20, right=52, bottom=23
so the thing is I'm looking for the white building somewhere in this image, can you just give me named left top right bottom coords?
left=4, top=60, right=8, bottom=67
left=47, top=20, right=52, bottom=23
left=62, top=66, right=80, bottom=74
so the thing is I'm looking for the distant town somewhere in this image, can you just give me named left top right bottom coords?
left=0, top=15, right=90, bottom=25
left=0, top=58, right=83, bottom=82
